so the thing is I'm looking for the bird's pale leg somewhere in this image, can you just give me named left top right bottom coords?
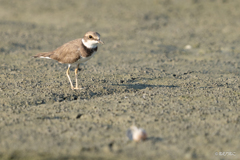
left=66, top=64, right=74, bottom=90
left=74, top=64, right=83, bottom=90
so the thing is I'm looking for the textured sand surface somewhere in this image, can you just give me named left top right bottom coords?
left=0, top=0, right=240, bottom=159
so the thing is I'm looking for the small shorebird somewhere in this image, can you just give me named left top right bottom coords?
left=33, top=31, right=104, bottom=90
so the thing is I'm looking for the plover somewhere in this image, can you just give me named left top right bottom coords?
left=33, top=31, right=104, bottom=90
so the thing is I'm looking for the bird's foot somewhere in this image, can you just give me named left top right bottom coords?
left=72, top=87, right=84, bottom=90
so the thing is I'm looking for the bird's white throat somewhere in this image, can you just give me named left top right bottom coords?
left=82, top=39, right=98, bottom=49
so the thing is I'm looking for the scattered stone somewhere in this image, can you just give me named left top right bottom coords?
left=127, top=126, right=147, bottom=142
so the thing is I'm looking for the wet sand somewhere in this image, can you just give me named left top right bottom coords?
left=0, top=0, right=240, bottom=159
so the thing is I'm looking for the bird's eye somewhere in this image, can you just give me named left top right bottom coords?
left=89, top=35, right=93, bottom=39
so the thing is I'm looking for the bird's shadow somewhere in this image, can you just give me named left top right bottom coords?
left=116, top=83, right=178, bottom=90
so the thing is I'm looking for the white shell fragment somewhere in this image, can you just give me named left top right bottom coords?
left=127, top=126, right=147, bottom=142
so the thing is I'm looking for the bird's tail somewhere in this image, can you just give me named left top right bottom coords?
left=33, top=52, right=53, bottom=59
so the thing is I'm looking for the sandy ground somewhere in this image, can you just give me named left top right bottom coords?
left=0, top=0, right=240, bottom=159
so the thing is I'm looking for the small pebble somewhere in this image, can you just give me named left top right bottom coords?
left=184, top=45, right=192, bottom=49
left=127, top=126, right=147, bottom=142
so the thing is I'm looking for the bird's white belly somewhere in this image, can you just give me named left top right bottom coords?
left=79, top=55, right=93, bottom=63
left=73, top=51, right=96, bottom=65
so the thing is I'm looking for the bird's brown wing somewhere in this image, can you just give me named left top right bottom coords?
left=49, top=39, right=82, bottom=64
